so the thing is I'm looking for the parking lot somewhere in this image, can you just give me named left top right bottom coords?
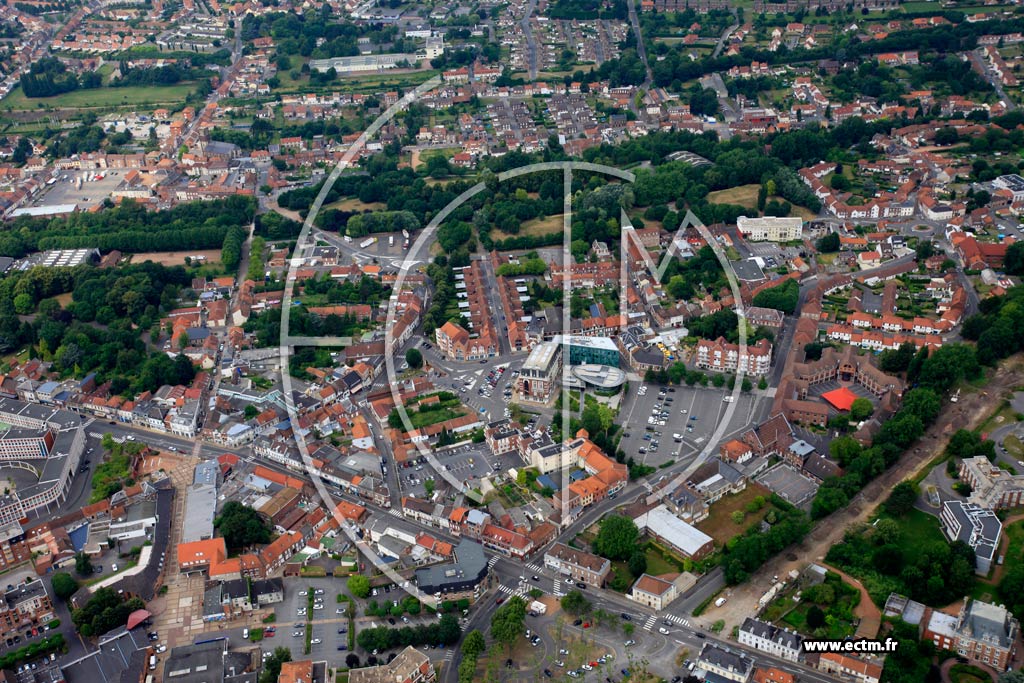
left=271, top=578, right=352, bottom=660
left=401, top=439, right=528, bottom=497
left=616, top=383, right=773, bottom=467
left=31, top=171, right=124, bottom=209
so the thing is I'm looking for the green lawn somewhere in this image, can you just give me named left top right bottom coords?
left=875, top=508, right=946, bottom=557
left=1006, top=520, right=1024, bottom=563
left=948, top=663, right=994, bottom=683
left=2, top=83, right=198, bottom=111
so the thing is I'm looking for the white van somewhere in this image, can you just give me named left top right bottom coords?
left=149, top=655, right=157, bottom=670
left=243, top=627, right=249, bottom=639
left=722, top=396, right=735, bottom=403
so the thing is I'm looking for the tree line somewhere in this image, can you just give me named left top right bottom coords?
left=0, top=196, right=256, bottom=258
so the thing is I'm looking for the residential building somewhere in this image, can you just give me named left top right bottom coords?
left=737, top=216, right=803, bottom=242
left=697, top=642, right=754, bottom=682
left=0, top=580, right=55, bottom=640
left=738, top=618, right=804, bottom=662
left=695, top=337, right=773, bottom=376
left=543, top=543, right=611, bottom=587
left=818, top=654, right=882, bottom=683
left=628, top=574, right=678, bottom=611
left=348, top=646, right=434, bottom=683
left=435, top=321, right=495, bottom=361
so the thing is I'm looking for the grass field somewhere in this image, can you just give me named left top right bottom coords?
left=324, top=197, right=387, bottom=212
left=2, top=83, right=197, bottom=111
left=492, top=214, right=564, bottom=241
left=52, top=293, right=74, bottom=308
left=707, top=184, right=760, bottom=208
left=706, top=183, right=818, bottom=220
left=1005, top=520, right=1024, bottom=565
left=876, top=508, right=946, bottom=557
left=697, top=483, right=773, bottom=545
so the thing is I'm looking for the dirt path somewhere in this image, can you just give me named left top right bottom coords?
left=705, top=356, right=1024, bottom=632
left=982, top=511, right=1024, bottom=586
left=269, top=201, right=304, bottom=223
left=818, top=563, right=882, bottom=638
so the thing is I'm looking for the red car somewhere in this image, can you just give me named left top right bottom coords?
left=589, top=662, right=598, bottom=667
left=582, top=623, right=590, bottom=629
left=264, top=631, right=275, bottom=638
left=496, top=597, right=505, bottom=605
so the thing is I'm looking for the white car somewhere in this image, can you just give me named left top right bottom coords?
left=659, top=627, right=670, bottom=634
left=581, top=664, right=593, bottom=671
left=311, top=639, right=322, bottom=645
left=313, top=604, right=324, bottom=610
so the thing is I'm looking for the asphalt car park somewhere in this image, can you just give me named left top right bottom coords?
left=267, top=579, right=355, bottom=659
left=617, top=383, right=772, bottom=466
left=430, top=443, right=520, bottom=484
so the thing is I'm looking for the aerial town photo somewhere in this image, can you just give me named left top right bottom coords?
left=6, top=0, right=1024, bottom=682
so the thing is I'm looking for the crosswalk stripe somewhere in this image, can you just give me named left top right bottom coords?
left=497, top=584, right=528, bottom=598
left=642, top=615, right=657, bottom=631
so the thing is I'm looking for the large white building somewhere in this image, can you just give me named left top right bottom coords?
left=738, top=617, right=804, bottom=662
left=939, top=500, right=1001, bottom=575
left=737, top=215, right=803, bottom=242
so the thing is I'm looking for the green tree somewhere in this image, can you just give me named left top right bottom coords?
left=876, top=518, right=901, bottom=544
left=628, top=551, right=647, bottom=577
left=74, top=552, right=93, bottom=576
left=258, top=647, right=292, bottom=683
left=849, top=398, right=873, bottom=421
left=243, top=404, right=260, bottom=419
left=751, top=279, right=799, bottom=314
left=806, top=605, right=826, bottom=629
left=424, top=479, right=435, bottom=496
left=560, top=590, right=591, bottom=616
left=885, top=481, right=918, bottom=517
left=51, top=572, right=78, bottom=601
left=490, top=596, right=527, bottom=656
left=463, top=630, right=486, bottom=658
left=405, top=348, right=423, bottom=369
left=593, top=515, right=639, bottom=561
left=815, top=232, right=840, bottom=252
left=213, top=501, right=272, bottom=551
left=347, top=575, right=371, bottom=599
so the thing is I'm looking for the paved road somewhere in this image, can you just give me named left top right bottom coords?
left=520, top=0, right=539, bottom=80
left=971, top=48, right=1016, bottom=111
left=711, top=24, right=739, bottom=59
left=625, top=0, right=652, bottom=87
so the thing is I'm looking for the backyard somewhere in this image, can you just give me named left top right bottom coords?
left=387, top=392, right=468, bottom=430
left=697, top=483, right=774, bottom=546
